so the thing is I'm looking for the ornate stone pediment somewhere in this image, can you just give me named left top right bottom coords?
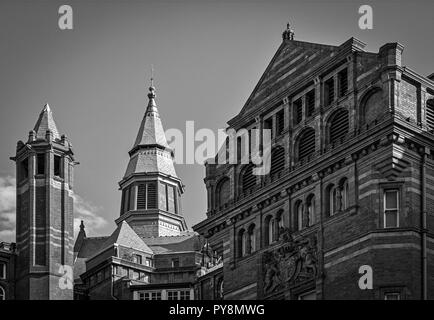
left=261, top=229, right=318, bottom=296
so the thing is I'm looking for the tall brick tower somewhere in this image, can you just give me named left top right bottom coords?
left=115, top=83, right=187, bottom=237
left=12, top=104, right=75, bottom=300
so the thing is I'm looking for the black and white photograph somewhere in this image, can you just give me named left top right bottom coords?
left=1, top=0, right=434, bottom=308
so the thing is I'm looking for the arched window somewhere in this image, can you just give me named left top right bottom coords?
left=295, top=200, right=304, bottom=231
left=340, top=178, right=349, bottom=211
left=362, top=88, right=383, bottom=125
left=270, top=146, right=285, bottom=177
left=264, top=216, right=274, bottom=246
left=216, top=178, right=230, bottom=209
left=248, top=224, right=256, bottom=253
left=329, top=109, right=349, bottom=144
left=306, top=194, right=315, bottom=227
left=276, top=210, right=284, bottom=239
left=426, top=99, right=434, bottom=131
left=0, top=286, right=5, bottom=300
left=327, top=184, right=338, bottom=216
left=241, top=164, right=256, bottom=194
left=297, top=128, right=315, bottom=162
left=238, top=229, right=247, bottom=257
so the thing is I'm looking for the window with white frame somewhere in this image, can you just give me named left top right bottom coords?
left=166, top=290, right=191, bottom=300
left=138, top=291, right=162, bottom=300
left=384, top=292, right=401, bottom=300
left=384, top=190, right=399, bottom=228
left=0, top=262, right=6, bottom=279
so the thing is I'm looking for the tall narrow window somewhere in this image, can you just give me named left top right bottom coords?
left=295, top=201, right=303, bottom=231
left=293, top=98, right=303, bottom=125
left=264, top=117, right=273, bottom=140
left=276, top=110, right=285, bottom=136
left=306, top=90, right=315, bottom=117
left=20, top=158, right=29, bottom=181
left=268, top=218, right=275, bottom=244
left=426, top=99, right=434, bottom=131
left=329, top=109, right=349, bottom=144
left=147, top=183, right=157, bottom=209
left=238, top=229, right=247, bottom=257
left=54, top=155, right=62, bottom=177
left=248, top=225, right=256, bottom=253
left=241, top=164, right=256, bottom=194
left=37, top=154, right=45, bottom=175
left=340, top=178, right=349, bottom=210
left=137, top=184, right=146, bottom=209
left=0, top=263, right=6, bottom=279
left=297, top=128, right=315, bottom=162
left=306, top=195, right=315, bottom=227
left=324, top=77, right=335, bottom=106
left=384, top=190, right=399, bottom=228
left=338, top=68, right=348, bottom=97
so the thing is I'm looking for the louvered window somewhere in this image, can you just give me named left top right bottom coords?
left=324, top=78, right=335, bottom=106
left=306, top=90, right=315, bottom=117
left=276, top=110, right=284, bottom=136
left=270, top=147, right=285, bottom=177
left=338, top=68, right=348, bottom=97
left=427, top=99, right=434, bottom=131
left=242, top=164, right=256, bottom=194
left=298, top=129, right=315, bottom=161
left=293, top=98, right=303, bottom=124
left=147, top=183, right=157, bottom=209
left=135, top=182, right=158, bottom=210
left=329, top=109, right=349, bottom=144
left=137, top=184, right=146, bottom=209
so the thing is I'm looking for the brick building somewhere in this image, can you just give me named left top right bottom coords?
left=193, top=25, right=434, bottom=300
left=72, top=83, right=207, bottom=300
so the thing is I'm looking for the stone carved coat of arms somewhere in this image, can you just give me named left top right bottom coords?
left=262, top=228, right=318, bottom=295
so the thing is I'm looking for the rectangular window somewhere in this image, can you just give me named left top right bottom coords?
left=167, top=291, right=178, bottom=300
left=37, top=153, right=45, bottom=175
left=0, top=262, right=6, bottom=279
left=338, top=68, right=348, bottom=97
left=384, top=190, right=399, bottom=228
left=276, top=110, right=284, bottom=136
left=145, top=258, right=153, bottom=267
left=264, top=117, right=273, bottom=140
left=180, top=290, right=190, bottom=300
left=293, top=98, right=303, bottom=124
left=306, top=90, right=315, bottom=117
left=139, top=291, right=161, bottom=300
left=171, top=258, right=180, bottom=268
left=324, top=77, right=335, bottom=106
left=147, top=183, right=157, bottom=209
left=20, top=158, right=29, bottom=181
left=54, top=155, right=62, bottom=177
left=133, top=254, right=142, bottom=265
left=384, top=292, right=401, bottom=300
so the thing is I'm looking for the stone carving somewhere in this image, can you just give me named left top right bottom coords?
left=262, top=229, right=318, bottom=295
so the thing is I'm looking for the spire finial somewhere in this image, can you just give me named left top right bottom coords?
left=150, top=64, right=154, bottom=88
left=282, top=21, right=295, bottom=41
left=80, top=220, right=85, bottom=231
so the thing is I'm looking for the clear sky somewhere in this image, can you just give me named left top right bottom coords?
left=0, top=0, right=433, bottom=241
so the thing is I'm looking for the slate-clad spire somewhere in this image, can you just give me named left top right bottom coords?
left=132, top=85, right=170, bottom=150
left=33, top=103, right=61, bottom=140
left=124, top=83, right=177, bottom=179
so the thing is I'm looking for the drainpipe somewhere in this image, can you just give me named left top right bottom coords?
left=421, top=147, right=428, bottom=300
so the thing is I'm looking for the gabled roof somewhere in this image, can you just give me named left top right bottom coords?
left=74, top=236, right=109, bottom=280
left=230, top=36, right=367, bottom=126
left=101, top=220, right=153, bottom=255
left=33, top=103, right=61, bottom=140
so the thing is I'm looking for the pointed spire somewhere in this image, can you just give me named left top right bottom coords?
left=33, top=103, right=61, bottom=141
left=282, top=21, right=295, bottom=41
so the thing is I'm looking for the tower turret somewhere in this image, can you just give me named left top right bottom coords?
left=115, top=82, right=187, bottom=237
left=11, top=104, right=75, bottom=300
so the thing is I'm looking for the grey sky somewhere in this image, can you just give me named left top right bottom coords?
left=0, top=0, right=433, bottom=241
